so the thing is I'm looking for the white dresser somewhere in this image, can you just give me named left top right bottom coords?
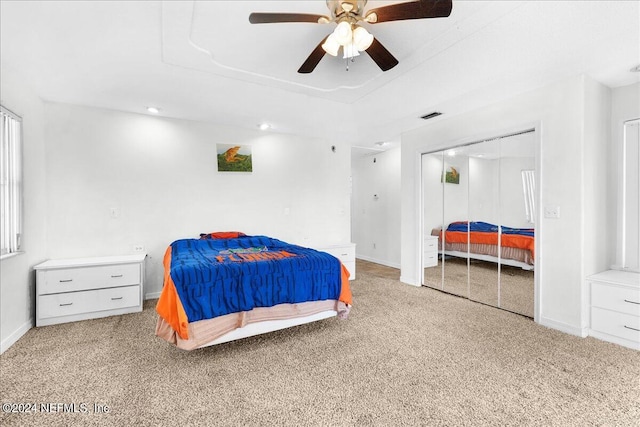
left=587, top=269, right=640, bottom=350
left=424, top=235, right=439, bottom=268
left=317, top=243, right=356, bottom=280
left=34, top=254, right=146, bottom=327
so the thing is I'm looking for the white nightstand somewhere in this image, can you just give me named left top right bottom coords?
left=316, top=243, right=356, bottom=280
left=424, top=235, right=439, bottom=268
left=587, top=270, right=640, bottom=350
left=34, top=254, right=146, bottom=327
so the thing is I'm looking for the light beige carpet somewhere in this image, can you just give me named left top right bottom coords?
left=424, top=257, right=535, bottom=317
left=1, top=267, right=638, bottom=426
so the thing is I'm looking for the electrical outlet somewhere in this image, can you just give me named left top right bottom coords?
left=544, top=206, right=560, bottom=219
left=110, top=207, right=120, bottom=218
left=133, top=245, right=145, bottom=253
left=373, top=243, right=376, bottom=249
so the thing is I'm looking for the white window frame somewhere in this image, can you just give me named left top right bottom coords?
left=521, top=169, right=536, bottom=225
left=1, top=105, right=23, bottom=258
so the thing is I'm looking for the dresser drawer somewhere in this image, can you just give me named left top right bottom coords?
left=424, top=237, right=438, bottom=253
left=39, top=263, right=141, bottom=294
left=320, top=245, right=355, bottom=263
left=591, top=282, right=640, bottom=316
left=38, top=285, right=140, bottom=320
left=591, top=307, right=640, bottom=343
left=424, top=252, right=438, bottom=267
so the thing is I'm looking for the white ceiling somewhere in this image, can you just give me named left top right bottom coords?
left=1, top=1, right=639, bottom=156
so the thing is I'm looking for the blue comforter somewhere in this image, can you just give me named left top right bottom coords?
left=447, top=221, right=534, bottom=237
left=168, top=235, right=343, bottom=323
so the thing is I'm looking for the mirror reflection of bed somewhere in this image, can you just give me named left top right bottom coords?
left=421, top=131, right=536, bottom=318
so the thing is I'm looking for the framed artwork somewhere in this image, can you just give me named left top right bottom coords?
left=442, top=165, right=460, bottom=184
left=217, top=144, right=252, bottom=172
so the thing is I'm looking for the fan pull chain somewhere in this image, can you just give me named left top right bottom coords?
left=345, top=56, right=356, bottom=71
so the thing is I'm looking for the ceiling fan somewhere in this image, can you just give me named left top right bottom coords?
left=249, top=0, right=453, bottom=73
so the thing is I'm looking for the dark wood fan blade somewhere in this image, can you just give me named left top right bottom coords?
left=249, top=12, right=328, bottom=24
left=365, top=0, right=452, bottom=23
left=365, top=38, right=399, bottom=71
left=298, top=36, right=329, bottom=74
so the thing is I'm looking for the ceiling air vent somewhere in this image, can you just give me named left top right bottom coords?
left=420, top=112, right=442, bottom=120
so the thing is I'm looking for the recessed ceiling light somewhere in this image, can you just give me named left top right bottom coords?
left=258, top=123, right=271, bottom=131
left=146, top=106, right=160, bottom=114
left=374, top=141, right=388, bottom=147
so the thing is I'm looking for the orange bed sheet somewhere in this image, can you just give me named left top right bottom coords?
left=443, top=230, right=535, bottom=259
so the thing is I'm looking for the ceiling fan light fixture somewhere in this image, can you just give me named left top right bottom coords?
left=333, top=21, right=353, bottom=45
left=322, top=33, right=340, bottom=56
left=353, top=26, right=373, bottom=51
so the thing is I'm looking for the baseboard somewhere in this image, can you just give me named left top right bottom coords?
left=399, top=275, right=420, bottom=287
left=355, top=255, right=401, bottom=270
left=1, top=319, right=33, bottom=355
left=145, top=292, right=161, bottom=300
left=539, top=316, right=588, bottom=338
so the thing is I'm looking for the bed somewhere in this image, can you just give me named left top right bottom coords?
left=434, top=221, right=535, bottom=270
left=155, top=232, right=352, bottom=350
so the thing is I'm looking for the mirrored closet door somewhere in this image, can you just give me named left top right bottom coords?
left=497, top=135, right=535, bottom=316
left=422, top=151, right=445, bottom=290
left=422, top=131, right=536, bottom=318
left=467, top=140, right=500, bottom=308
left=442, top=145, right=469, bottom=298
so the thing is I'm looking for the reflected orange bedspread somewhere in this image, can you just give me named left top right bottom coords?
left=443, top=231, right=535, bottom=259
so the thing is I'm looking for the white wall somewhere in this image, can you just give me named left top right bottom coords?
left=581, top=78, right=612, bottom=330
left=468, top=157, right=499, bottom=225
left=401, top=75, right=610, bottom=336
left=610, top=82, right=640, bottom=269
left=0, top=65, right=48, bottom=353
left=499, top=156, right=536, bottom=228
left=351, top=148, right=401, bottom=268
left=42, top=102, right=352, bottom=298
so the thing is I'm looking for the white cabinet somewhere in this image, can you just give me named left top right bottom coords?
left=317, top=243, right=356, bottom=280
left=34, top=254, right=146, bottom=327
left=423, top=235, right=439, bottom=268
left=587, top=270, right=640, bottom=350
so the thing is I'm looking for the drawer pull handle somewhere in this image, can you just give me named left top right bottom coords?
left=111, top=275, right=124, bottom=278
left=59, top=279, right=73, bottom=283
left=111, top=297, right=123, bottom=301
left=624, top=299, right=640, bottom=305
left=59, top=302, right=73, bottom=307
left=341, top=253, right=348, bottom=256
left=623, top=325, right=640, bottom=332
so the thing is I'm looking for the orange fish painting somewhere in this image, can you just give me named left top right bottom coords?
left=217, top=144, right=252, bottom=172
